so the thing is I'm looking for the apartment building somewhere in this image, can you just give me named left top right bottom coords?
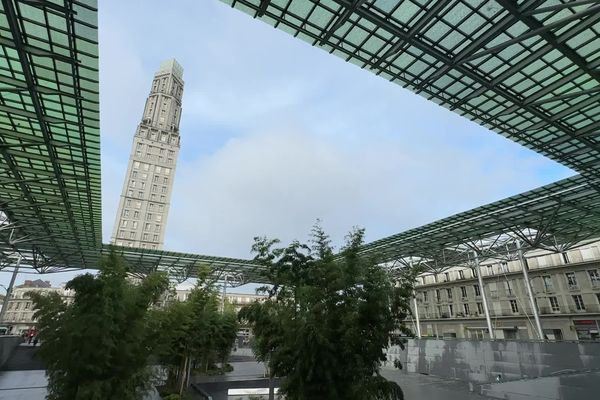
left=0, top=280, right=73, bottom=335
left=412, top=244, right=600, bottom=341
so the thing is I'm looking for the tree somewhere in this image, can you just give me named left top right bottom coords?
left=29, top=252, right=169, bottom=400
left=152, top=267, right=239, bottom=396
left=239, top=225, right=414, bottom=400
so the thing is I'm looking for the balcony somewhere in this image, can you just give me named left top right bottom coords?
left=567, top=284, right=580, bottom=291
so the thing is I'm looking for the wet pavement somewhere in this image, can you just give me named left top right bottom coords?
left=193, top=360, right=493, bottom=400
left=381, top=368, right=492, bottom=400
left=0, top=370, right=46, bottom=400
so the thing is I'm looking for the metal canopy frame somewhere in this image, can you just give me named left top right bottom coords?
left=359, top=174, right=600, bottom=270
left=105, top=244, right=264, bottom=285
left=0, top=0, right=101, bottom=272
left=224, top=0, right=600, bottom=175
left=2, top=0, right=600, bottom=283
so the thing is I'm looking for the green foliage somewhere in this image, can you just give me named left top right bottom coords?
left=239, top=225, right=414, bottom=400
left=29, top=252, right=169, bottom=400
left=152, top=266, right=239, bottom=393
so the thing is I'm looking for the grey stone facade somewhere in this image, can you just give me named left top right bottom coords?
left=111, top=60, right=184, bottom=250
left=412, top=244, right=600, bottom=341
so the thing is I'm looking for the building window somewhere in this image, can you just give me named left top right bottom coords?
left=130, top=180, right=136, bottom=188
left=146, top=213, right=153, bottom=221
left=549, top=296, right=560, bottom=312
left=132, top=221, right=138, bottom=229
left=127, top=190, right=133, bottom=197
left=134, top=211, right=140, bottom=219
left=588, top=269, right=600, bottom=287
left=153, top=234, right=159, bottom=241
left=152, top=185, right=157, bottom=193
left=143, top=163, right=149, bottom=171
left=134, top=161, right=140, bottom=169
left=422, top=291, right=428, bottom=302
left=444, top=272, right=449, bottom=282
left=446, top=288, right=452, bottom=300
left=156, top=166, right=162, bottom=173
left=463, top=304, right=470, bottom=315
left=473, top=284, right=481, bottom=296
left=573, top=295, right=586, bottom=311
left=477, top=302, right=484, bottom=314
left=448, top=304, right=454, bottom=316
left=163, top=177, right=168, bottom=184
left=153, top=175, right=159, bottom=183
left=141, top=182, right=146, bottom=189
left=132, top=171, right=138, bottom=178
left=542, top=275, right=554, bottom=292
left=119, top=230, right=125, bottom=238
left=460, top=286, right=467, bottom=298
left=435, top=289, right=441, bottom=302
left=135, top=201, right=142, bottom=209
left=129, top=231, right=136, bottom=239
left=156, top=215, right=162, bottom=222
left=510, top=300, right=519, bottom=313
left=565, top=272, right=578, bottom=289
left=500, top=262, right=509, bottom=273
left=145, top=223, right=151, bottom=231
left=161, top=186, right=167, bottom=194
left=165, top=168, right=171, bottom=175
left=143, top=233, right=148, bottom=241
left=458, top=270, right=465, bottom=279
left=121, top=220, right=128, bottom=228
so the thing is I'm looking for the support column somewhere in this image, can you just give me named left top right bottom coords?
left=412, top=291, right=422, bottom=338
left=0, top=253, right=22, bottom=324
left=516, top=240, right=544, bottom=340
left=474, top=252, right=495, bottom=340
left=409, top=260, right=421, bottom=338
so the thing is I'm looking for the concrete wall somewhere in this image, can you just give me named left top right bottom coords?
left=405, top=339, right=600, bottom=383
left=0, top=335, right=23, bottom=369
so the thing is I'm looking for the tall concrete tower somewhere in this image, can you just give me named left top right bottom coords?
left=111, top=59, right=184, bottom=250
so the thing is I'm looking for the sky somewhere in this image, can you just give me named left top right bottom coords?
left=1, top=0, right=574, bottom=290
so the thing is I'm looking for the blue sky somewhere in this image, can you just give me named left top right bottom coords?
left=1, top=0, right=574, bottom=289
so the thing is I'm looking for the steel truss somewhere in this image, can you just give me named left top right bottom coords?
left=0, top=0, right=101, bottom=272
left=224, top=0, right=600, bottom=176
left=359, top=174, right=600, bottom=271
left=3, top=1, right=600, bottom=284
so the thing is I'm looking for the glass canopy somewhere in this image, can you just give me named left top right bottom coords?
left=2, top=0, right=600, bottom=282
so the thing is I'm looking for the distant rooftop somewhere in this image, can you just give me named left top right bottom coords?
left=156, top=58, right=183, bottom=79
left=16, top=280, right=52, bottom=289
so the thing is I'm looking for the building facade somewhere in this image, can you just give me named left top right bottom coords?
left=412, top=243, right=600, bottom=341
left=0, top=280, right=73, bottom=335
left=111, top=59, right=184, bottom=250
